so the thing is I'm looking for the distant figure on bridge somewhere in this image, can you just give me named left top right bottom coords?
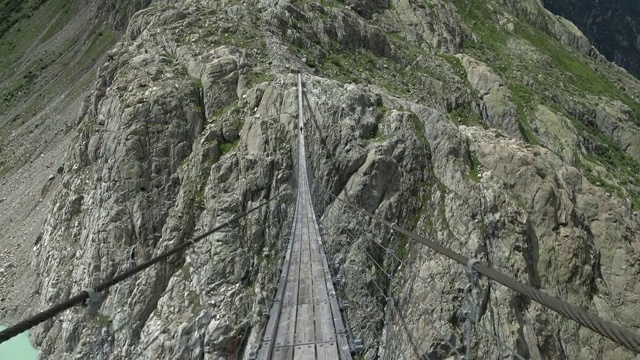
left=300, top=125, right=303, bottom=132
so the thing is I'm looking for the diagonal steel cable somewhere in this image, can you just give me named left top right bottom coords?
left=367, top=240, right=526, bottom=360
left=0, top=190, right=287, bottom=344
left=310, top=182, right=640, bottom=354
left=360, top=244, right=464, bottom=359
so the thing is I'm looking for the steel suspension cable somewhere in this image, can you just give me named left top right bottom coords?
left=0, top=190, right=286, bottom=344
left=368, top=239, right=526, bottom=360
left=313, top=182, right=640, bottom=354
left=299, top=75, right=640, bottom=354
left=360, top=245, right=463, bottom=359
left=334, top=210, right=462, bottom=359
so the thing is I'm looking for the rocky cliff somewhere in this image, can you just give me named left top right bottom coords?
left=1, top=0, right=640, bottom=359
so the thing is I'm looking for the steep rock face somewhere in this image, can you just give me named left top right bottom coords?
left=0, top=0, right=155, bottom=325
left=458, top=55, right=521, bottom=138
left=25, top=0, right=640, bottom=359
left=32, top=4, right=295, bottom=359
left=531, top=105, right=580, bottom=165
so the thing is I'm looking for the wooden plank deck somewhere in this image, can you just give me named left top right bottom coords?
left=260, top=75, right=352, bottom=360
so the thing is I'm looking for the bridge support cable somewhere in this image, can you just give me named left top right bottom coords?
left=371, top=239, right=527, bottom=360
left=309, top=184, right=365, bottom=356
left=311, top=181, right=640, bottom=354
left=0, top=190, right=286, bottom=345
left=329, top=196, right=524, bottom=359
left=314, top=191, right=461, bottom=359
left=257, top=74, right=353, bottom=359
left=343, top=223, right=464, bottom=359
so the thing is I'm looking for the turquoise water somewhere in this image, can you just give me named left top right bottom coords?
left=0, top=325, right=38, bottom=360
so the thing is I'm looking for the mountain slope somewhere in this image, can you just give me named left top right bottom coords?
left=1, top=0, right=639, bottom=359
left=0, top=0, right=151, bottom=326
left=543, top=0, right=640, bottom=80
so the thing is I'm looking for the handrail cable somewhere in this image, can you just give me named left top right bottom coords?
left=0, top=189, right=286, bottom=344
left=312, top=182, right=640, bottom=354
left=300, top=73, right=639, bottom=354
left=314, top=191, right=364, bottom=360
left=361, top=245, right=463, bottom=359
left=367, top=239, right=526, bottom=360
left=328, top=201, right=462, bottom=359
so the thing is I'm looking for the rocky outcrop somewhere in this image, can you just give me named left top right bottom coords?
left=458, top=55, right=522, bottom=139
left=594, top=99, right=640, bottom=163
left=16, top=0, right=640, bottom=360
left=531, top=105, right=580, bottom=165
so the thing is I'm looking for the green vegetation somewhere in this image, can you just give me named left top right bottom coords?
left=248, top=70, right=274, bottom=86
left=0, top=0, right=48, bottom=40
left=194, top=185, right=206, bottom=209
left=468, top=154, right=480, bottom=182
left=192, top=77, right=203, bottom=92
left=395, top=240, right=410, bottom=261
left=439, top=53, right=466, bottom=79
left=410, top=113, right=428, bottom=145
left=320, top=0, right=340, bottom=7
left=181, top=262, right=193, bottom=282
left=508, top=82, right=541, bottom=145
left=39, top=0, right=74, bottom=44
left=450, top=0, right=640, bottom=206
left=220, top=138, right=240, bottom=155
left=449, top=104, right=484, bottom=127
left=516, top=26, right=640, bottom=126
left=75, top=28, right=116, bottom=70
left=0, top=0, right=74, bottom=73
left=91, top=314, right=111, bottom=327
left=363, top=120, right=388, bottom=145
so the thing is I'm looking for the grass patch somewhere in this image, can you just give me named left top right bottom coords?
left=187, top=290, right=202, bottom=312
left=39, top=0, right=74, bottom=44
left=515, top=25, right=640, bottom=125
left=210, top=102, right=238, bottom=120
left=75, top=27, right=116, bottom=70
left=193, top=77, right=203, bottom=91
left=439, top=53, right=466, bottom=79
left=469, top=154, right=480, bottom=182
left=181, top=262, right=193, bottom=282
left=248, top=70, right=274, bottom=86
left=320, top=0, right=340, bottom=7
left=410, top=112, right=428, bottom=145
left=449, top=104, right=483, bottom=127
left=0, top=0, right=70, bottom=74
left=220, top=138, right=240, bottom=155
left=91, top=314, right=111, bottom=327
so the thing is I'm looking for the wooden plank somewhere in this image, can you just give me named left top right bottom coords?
left=316, top=342, right=340, bottom=360
left=294, top=303, right=315, bottom=344
left=282, top=275, right=299, bottom=307
left=257, top=342, right=272, bottom=359
left=262, top=302, right=280, bottom=341
left=294, top=344, right=316, bottom=360
left=336, top=332, right=351, bottom=360
left=282, top=227, right=301, bottom=307
left=271, top=345, right=294, bottom=360
left=312, top=262, right=329, bottom=303
left=314, top=302, right=336, bottom=343
left=274, top=305, right=296, bottom=348
left=297, top=272, right=314, bottom=304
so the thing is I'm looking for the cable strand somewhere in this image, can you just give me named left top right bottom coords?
left=313, top=182, right=640, bottom=354
left=0, top=190, right=286, bottom=344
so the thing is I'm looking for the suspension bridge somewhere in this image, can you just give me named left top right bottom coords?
left=0, top=74, right=639, bottom=359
